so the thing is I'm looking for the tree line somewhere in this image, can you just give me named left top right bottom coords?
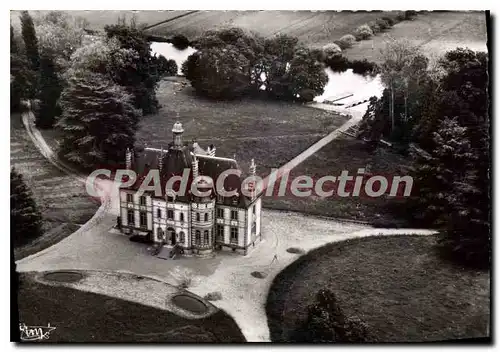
left=359, top=42, right=489, bottom=269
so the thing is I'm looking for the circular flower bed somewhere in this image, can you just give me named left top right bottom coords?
left=171, top=294, right=209, bottom=314
left=43, top=271, right=85, bottom=283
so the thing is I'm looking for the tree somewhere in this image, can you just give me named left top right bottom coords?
left=293, top=289, right=370, bottom=342
left=410, top=49, right=489, bottom=268
left=11, top=25, right=36, bottom=110
left=57, top=71, right=141, bottom=168
left=185, top=47, right=251, bottom=99
left=379, top=37, right=423, bottom=134
left=154, top=55, right=177, bottom=77
left=34, top=11, right=85, bottom=72
left=36, top=53, right=62, bottom=128
left=11, top=167, right=43, bottom=248
left=105, top=22, right=160, bottom=115
left=20, top=11, right=40, bottom=72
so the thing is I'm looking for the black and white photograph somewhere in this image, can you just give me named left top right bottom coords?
left=9, top=5, right=491, bottom=344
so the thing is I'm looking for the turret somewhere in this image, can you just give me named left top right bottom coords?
left=172, top=121, right=184, bottom=148
left=207, top=144, right=216, bottom=157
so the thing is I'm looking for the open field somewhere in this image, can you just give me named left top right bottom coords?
left=145, top=10, right=399, bottom=47
left=10, top=10, right=192, bottom=31
left=266, top=235, right=490, bottom=342
left=263, top=136, right=410, bottom=226
left=344, top=11, right=488, bottom=63
left=137, top=79, right=348, bottom=175
left=16, top=273, right=245, bottom=342
left=10, top=114, right=99, bottom=260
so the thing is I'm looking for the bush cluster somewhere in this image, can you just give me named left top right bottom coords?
left=293, top=289, right=370, bottom=342
left=335, top=34, right=356, bottom=50
left=354, top=24, right=374, bottom=41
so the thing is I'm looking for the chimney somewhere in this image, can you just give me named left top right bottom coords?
left=192, top=155, right=199, bottom=179
left=158, top=147, right=164, bottom=172
left=125, top=148, right=132, bottom=169
left=249, top=159, right=257, bottom=199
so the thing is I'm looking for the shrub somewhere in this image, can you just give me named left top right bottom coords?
left=396, top=13, right=406, bottom=22
left=170, top=267, right=196, bottom=288
left=336, top=34, right=356, bottom=50
left=376, top=18, right=391, bottom=30
left=354, top=24, right=373, bottom=41
left=204, top=291, right=223, bottom=301
left=155, top=55, right=178, bottom=77
left=310, top=48, right=326, bottom=62
left=324, top=54, right=350, bottom=72
left=367, top=21, right=381, bottom=34
left=405, top=10, right=418, bottom=20
left=170, top=34, right=190, bottom=50
left=293, top=289, right=370, bottom=342
left=350, top=59, right=379, bottom=76
left=322, top=43, right=342, bottom=57
left=381, top=16, right=395, bottom=26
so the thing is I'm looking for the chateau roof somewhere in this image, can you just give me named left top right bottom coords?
left=127, top=143, right=256, bottom=208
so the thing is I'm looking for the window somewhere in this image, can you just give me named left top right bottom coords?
left=231, top=210, right=238, bottom=220
left=180, top=213, right=184, bottom=222
left=157, top=208, right=162, bottom=218
left=167, top=195, right=174, bottom=202
left=230, top=227, right=238, bottom=243
left=179, top=231, right=185, bottom=243
left=196, top=213, right=200, bottom=222
left=127, top=210, right=134, bottom=225
left=204, top=213, right=208, bottom=222
left=216, top=224, right=224, bottom=241
left=204, top=230, right=209, bottom=244
left=195, top=230, right=201, bottom=245
left=217, top=195, right=224, bottom=203
left=126, top=194, right=133, bottom=203
left=253, top=205, right=256, bottom=215
left=140, top=196, right=146, bottom=206
left=139, top=211, right=147, bottom=227
left=217, top=208, right=224, bottom=218
left=167, top=210, right=174, bottom=220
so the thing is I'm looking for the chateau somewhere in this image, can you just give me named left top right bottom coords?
left=118, top=122, right=263, bottom=256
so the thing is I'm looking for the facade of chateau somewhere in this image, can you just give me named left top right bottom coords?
left=118, top=122, right=262, bottom=256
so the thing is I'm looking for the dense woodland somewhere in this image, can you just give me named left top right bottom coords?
left=11, top=11, right=489, bottom=271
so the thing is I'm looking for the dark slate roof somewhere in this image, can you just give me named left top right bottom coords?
left=126, top=143, right=259, bottom=208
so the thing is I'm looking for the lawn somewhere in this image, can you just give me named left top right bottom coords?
left=10, top=113, right=99, bottom=260
left=263, top=136, right=411, bottom=226
left=266, top=234, right=490, bottom=342
left=344, top=11, right=488, bottom=63
left=15, top=273, right=245, bottom=342
left=137, top=79, right=348, bottom=176
left=145, top=10, right=400, bottom=47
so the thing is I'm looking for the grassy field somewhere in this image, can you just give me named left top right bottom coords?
left=10, top=114, right=99, bottom=260
left=15, top=273, right=245, bottom=342
left=266, top=235, right=490, bottom=342
left=263, top=136, right=410, bottom=226
left=344, top=11, right=488, bottom=63
left=145, top=10, right=400, bottom=47
left=10, top=10, right=192, bottom=31
left=137, top=79, right=348, bottom=176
